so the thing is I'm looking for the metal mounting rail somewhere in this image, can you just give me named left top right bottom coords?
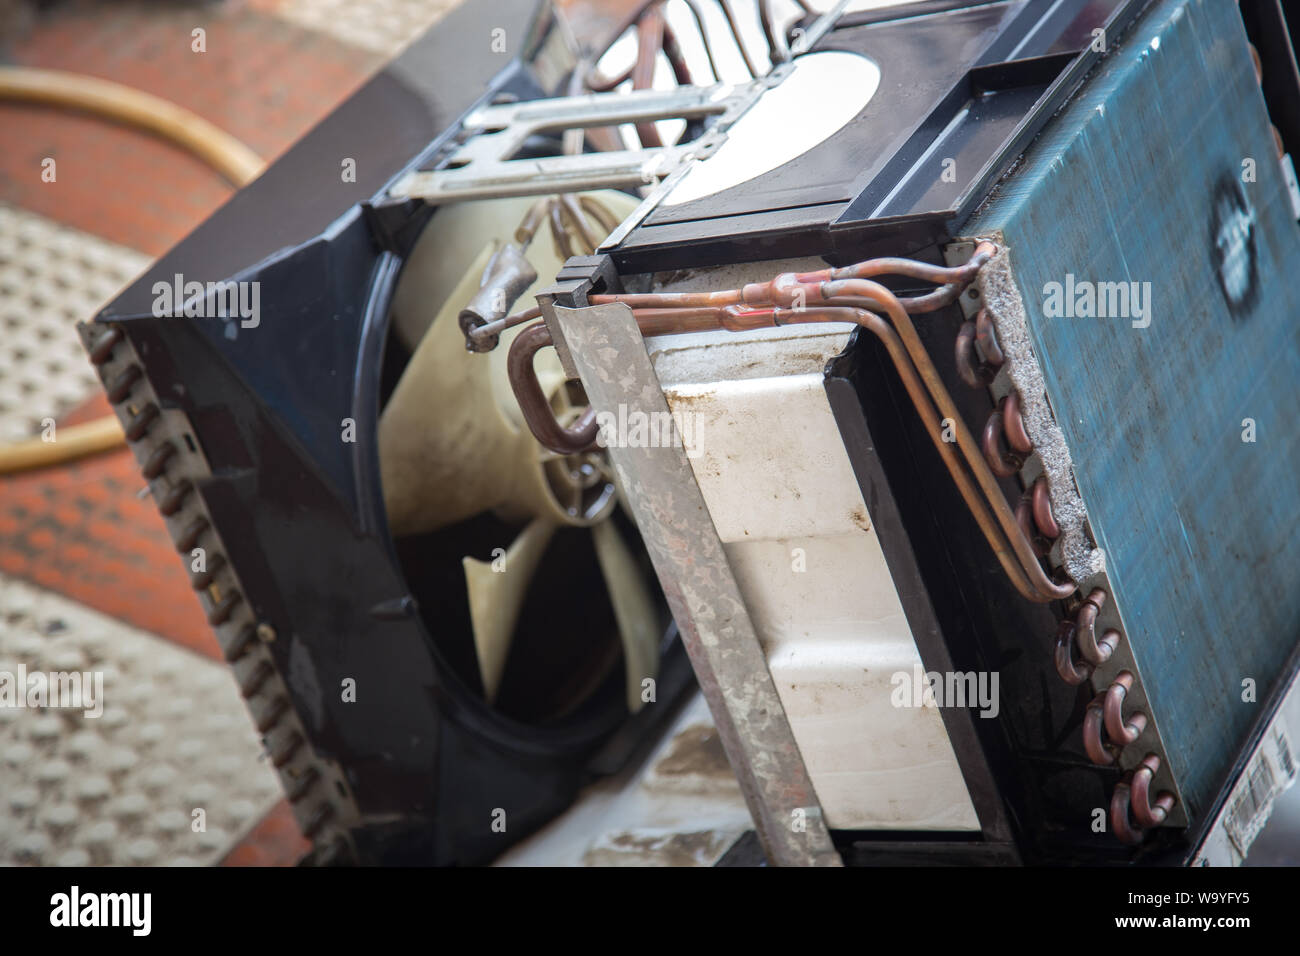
left=388, top=73, right=786, bottom=205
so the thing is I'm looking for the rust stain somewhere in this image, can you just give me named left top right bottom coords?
left=850, top=506, right=871, bottom=531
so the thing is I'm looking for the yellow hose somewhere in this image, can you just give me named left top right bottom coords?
left=0, top=66, right=263, bottom=474
left=0, top=67, right=262, bottom=185
left=0, top=418, right=128, bottom=472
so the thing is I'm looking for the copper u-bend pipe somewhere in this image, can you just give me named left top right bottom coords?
left=507, top=242, right=1074, bottom=601
left=811, top=279, right=1074, bottom=601
left=507, top=323, right=599, bottom=454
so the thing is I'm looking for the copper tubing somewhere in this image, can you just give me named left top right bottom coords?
left=661, top=20, right=694, bottom=86
left=1016, top=476, right=1058, bottom=558
left=1075, top=588, right=1120, bottom=665
left=802, top=242, right=998, bottom=315
left=625, top=305, right=748, bottom=336
left=538, top=246, right=1068, bottom=600
left=982, top=401, right=1024, bottom=477
left=1054, top=620, right=1092, bottom=685
left=507, top=323, right=599, bottom=454
left=893, top=283, right=967, bottom=314
left=716, top=0, right=759, bottom=78
left=585, top=61, right=635, bottom=92
left=578, top=195, right=623, bottom=235
left=505, top=243, right=1074, bottom=601
left=590, top=288, right=747, bottom=311
left=1001, top=391, right=1032, bottom=455
left=731, top=305, right=1046, bottom=604
left=1110, top=779, right=1143, bottom=844
left=1112, top=755, right=1177, bottom=844
left=955, top=320, right=997, bottom=387
left=955, top=307, right=1005, bottom=387
left=1130, top=754, right=1176, bottom=828
left=1083, top=694, right=1116, bottom=765
left=548, top=201, right=577, bottom=260
left=975, top=307, right=1004, bottom=366
left=510, top=296, right=1045, bottom=601
left=1103, top=671, right=1147, bottom=746
left=558, top=194, right=600, bottom=252
left=797, top=242, right=997, bottom=287
left=760, top=0, right=790, bottom=66
left=681, top=0, right=722, bottom=83
left=515, top=198, right=551, bottom=247
left=586, top=241, right=999, bottom=315
left=632, top=4, right=666, bottom=148
left=467, top=306, right=541, bottom=351
left=814, top=279, right=1074, bottom=601
left=1015, top=494, right=1050, bottom=558
left=1031, top=475, right=1059, bottom=538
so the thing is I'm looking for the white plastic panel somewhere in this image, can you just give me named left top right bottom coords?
left=650, top=311, right=978, bottom=832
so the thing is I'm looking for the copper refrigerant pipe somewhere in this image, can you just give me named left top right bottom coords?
left=810, top=279, right=1074, bottom=601
left=508, top=302, right=1045, bottom=603
left=586, top=242, right=997, bottom=315
left=505, top=243, right=1073, bottom=601
left=746, top=305, right=1047, bottom=604
left=506, top=323, right=600, bottom=454
left=631, top=3, right=666, bottom=148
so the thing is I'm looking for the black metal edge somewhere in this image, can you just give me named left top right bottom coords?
left=822, top=311, right=1165, bottom=865
left=834, top=0, right=1011, bottom=30
left=835, top=838, right=1023, bottom=866
left=615, top=1, right=1147, bottom=273
left=1239, top=0, right=1300, bottom=158
left=823, top=345, right=1019, bottom=858
left=949, top=0, right=1155, bottom=225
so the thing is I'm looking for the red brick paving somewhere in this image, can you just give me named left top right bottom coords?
left=0, top=392, right=223, bottom=661
left=220, top=799, right=312, bottom=867
left=0, top=0, right=380, bottom=254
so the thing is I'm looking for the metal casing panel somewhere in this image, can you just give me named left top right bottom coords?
left=964, top=0, right=1300, bottom=817
left=647, top=319, right=980, bottom=832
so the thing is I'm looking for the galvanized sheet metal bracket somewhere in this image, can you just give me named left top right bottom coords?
left=387, top=73, right=788, bottom=210
left=551, top=302, right=841, bottom=867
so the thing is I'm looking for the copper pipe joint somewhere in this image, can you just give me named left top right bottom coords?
left=1016, top=494, right=1051, bottom=558
left=974, top=308, right=1004, bottom=367
left=1130, top=754, right=1176, bottom=828
left=507, top=322, right=599, bottom=455
left=982, top=401, right=1024, bottom=477
left=1110, top=779, right=1143, bottom=845
left=1054, top=619, right=1092, bottom=685
left=1103, top=671, right=1147, bottom=746
left=1075, top=589, right=1120, bottom=666
left=955, top=320, right=996, bottom=387
left=1030, top=476, right=1059, bottom=539
left=1112, top=754, right=1177, bottom=844
left=1083, top=694, right=1117, bottom=765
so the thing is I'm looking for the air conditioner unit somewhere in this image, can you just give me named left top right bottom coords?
left=82, top=0, right=1300, bottom=865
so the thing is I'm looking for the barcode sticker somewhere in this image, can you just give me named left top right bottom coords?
left=1223, top=718, right=1296, bottom=857
left=1274, top=726, right=1296, bottom=780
